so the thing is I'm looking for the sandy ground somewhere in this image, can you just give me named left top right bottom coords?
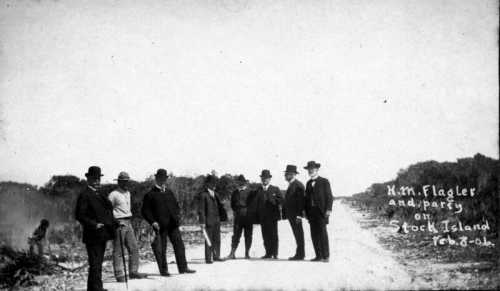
left=105, top=201, right=414, bottom=291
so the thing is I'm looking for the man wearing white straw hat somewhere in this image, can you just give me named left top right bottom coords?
left=108, top=171, right=147, bottom=282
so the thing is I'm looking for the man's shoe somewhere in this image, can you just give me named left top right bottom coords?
left=205, top=260, right=213, bottom=264
left=245, top=254, right=251, bottom=259
left=214, top=257, right=225, bottom=262
left=160, top=272, right=171, bottom=277
left=271, top=255, right=278, bottom=259
left=226, top=248, right=236, bottom=260
left=322, top=257, right=330, bottom=263
left=116, top=276, right=126, bottom=283
left=180, top=268, right=196, bottom=274
left=261, top=254, right=271, bottom=259
left=291, top=255, right=305, bottom=260
left=310, top=257, right=322, bottom=262
left=130, top=273, right=148, bottom=279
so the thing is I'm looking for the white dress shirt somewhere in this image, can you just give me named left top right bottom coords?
left=155, top=184, right=166, bottom=192
left=310, top=175, right=319, bottom=187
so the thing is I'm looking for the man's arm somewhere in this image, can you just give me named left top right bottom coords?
left=108, top=191, right=117, bottom=208
left=230, top=190, right=239, bottom=212
left=170, top=190, right=182, bottom=224
left=271, top=186, right=283, bottom=205
left=296, top=183, right=306, bottom=218
left=141, top=192, right=155, bottom=225
left=75, top=193, right=98, bottom=228
left=198, top=193, right=206, bottom=225
left=324, top=179, right=333, bottom=214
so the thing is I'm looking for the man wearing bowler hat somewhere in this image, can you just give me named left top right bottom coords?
left=198, top=174, right=228, bottom=263
left=75, top=166, right=117, bottom=291
left=226, top=175, right=257, bottom=259
left=304, top=161, right=333, bottom=262
left=256, top=170, right=283, bottom=259
left=141, top=169, right=195, bottom=276
left=282, top=165, right=306, bottom=260
left=108, top=172, right=147, bottom=282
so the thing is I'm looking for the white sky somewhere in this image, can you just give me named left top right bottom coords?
left=0, top=0, right=498, bottom=195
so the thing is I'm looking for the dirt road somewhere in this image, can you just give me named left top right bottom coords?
left=105, top=201, right=414, bottom=290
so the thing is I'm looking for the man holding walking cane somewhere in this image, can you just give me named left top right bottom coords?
left=197, top=174, right=228, bottom=264
left=108, top=172, right=147, bottom=282
left=141, top=169, right=196, bottom=276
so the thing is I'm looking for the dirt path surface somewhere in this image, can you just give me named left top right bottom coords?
left=105, top=201, right=415, bottom=290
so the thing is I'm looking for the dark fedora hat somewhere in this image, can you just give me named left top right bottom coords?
left=85, top=166, right=103, bottom=178
left=260, top=169, right=272, bottom=178
left=205, top=174, right=218, bottom=185
left=284, top=165, right=299, bottom=174
left=155, top=168, right=168, bottom=178
left=304, top=161, right=321, bottom=170
left=236, top=174, right=248, bottom=185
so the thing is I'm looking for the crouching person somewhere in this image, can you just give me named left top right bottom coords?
left=28, top=219, right=50, bottom=257
left=198, top=175, right=228, bottom=263
left=108, top=171, right=147, bottom=281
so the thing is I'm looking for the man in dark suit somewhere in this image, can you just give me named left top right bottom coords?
left=226, top=175, right=257, bottom=259
left=198, top=175, right=228, bottom=263
left=256, top=170, right=283, bottom=259
left=75, top=166, right=117, bottom=291
left=141, top=169, right=195, bottom=276
left=282, top=165, right=306, bottom=260
left=304, top=161, right=334, bottom=262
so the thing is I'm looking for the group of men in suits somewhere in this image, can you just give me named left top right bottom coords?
left=74, top=160, right=333, bottom=291
left=224, top=161, right=333, bottom=262
left=75, top=167, right=195, bottom=291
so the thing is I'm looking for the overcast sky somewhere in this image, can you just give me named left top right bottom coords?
left=0, top=0, right=498, bottom=195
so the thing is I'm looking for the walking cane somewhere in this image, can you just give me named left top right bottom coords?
left=118, top=227, right=128, bottom=290
left=201, top=225, right=218, bottom=258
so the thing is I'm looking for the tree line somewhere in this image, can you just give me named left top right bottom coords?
left=0, top=173, right=261, bottom=233
left=345, top=153, right=499, bottom=238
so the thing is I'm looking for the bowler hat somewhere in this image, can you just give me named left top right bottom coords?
left=260, top=169, right=272, bottom=178
left=85, top=166, right=103, bottom=178
left=284, top=165, right=299, bottom=174
left=205, top=174, right=218, bottom=185
left=236, top=174, right=248, bottom=185
left=304, top=161, right=321, bottom=170
left=115, top=171, right=130, bottom=181
left=155, top=169, right=168, bottom=178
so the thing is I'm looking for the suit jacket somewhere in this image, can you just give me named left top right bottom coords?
left=141, top=186, right=182, bottom=230
left=305, top=176, right=333, bottom=222
left=282, top=179, right=305, bottom=220
left=231, top=188, right=258, bottom=224
left=198, top=189, right=228, bottom=226
left=75, top=186, right=117, bottom=244
left=256, top=185, right=283, bottom=222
